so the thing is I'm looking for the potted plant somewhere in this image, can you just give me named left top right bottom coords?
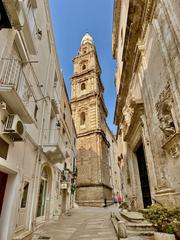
left=143, top=205, right=180, bottom=240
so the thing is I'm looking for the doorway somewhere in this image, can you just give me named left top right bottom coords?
left=36, top=168, right=48, bottom=218
left=136, top=144, right=152, bottom=208
left=16, top=181, right=29, bottom=230
left=0, top=171, right=8, bottom=215
left=61, top=190, right=67, bottom=213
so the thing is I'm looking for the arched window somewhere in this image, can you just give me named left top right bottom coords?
left=82, top=64, right=86, bottom=70
left=81, top=83, right=86, bottom=90
left=80, top=112, right=86, bottom=125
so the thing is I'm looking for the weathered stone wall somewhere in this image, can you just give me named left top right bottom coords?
left=77, top=133, right=101, bottom=185
left=113, top=0, right=180, bottom=208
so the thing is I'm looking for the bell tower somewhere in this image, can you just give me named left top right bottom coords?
left=71, top=33, right=112, bottom=206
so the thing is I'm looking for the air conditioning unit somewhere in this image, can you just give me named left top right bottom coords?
left=4, top=114, right=25, bottom=141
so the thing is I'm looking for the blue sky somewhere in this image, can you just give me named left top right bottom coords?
left=49, top=0, right=116, bottom=134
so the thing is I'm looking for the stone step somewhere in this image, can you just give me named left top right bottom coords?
left=127, top=222, right=155, bottom=232
left=12, top=230, right=33, bottom=240
left=126, top=235, right=154, bottom=240
left=121, top=211, right=145, bottom=223
left=127, top=230, right=155, bottom=237
left=111, top=210, right=156, bottom=239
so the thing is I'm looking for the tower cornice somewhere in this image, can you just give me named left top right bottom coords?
left=71, top=68, right=101, bottom=79
left=77, top=128, right=110, bottom=147
left=71, top=92, right=108, bottom=117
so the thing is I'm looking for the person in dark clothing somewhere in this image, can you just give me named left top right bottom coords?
left=104, top=198, right=107, bottom=208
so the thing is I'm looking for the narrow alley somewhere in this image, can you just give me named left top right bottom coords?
left=32, top=207, right=117, bottom=240
left=0, top=0, right=179, bottom=239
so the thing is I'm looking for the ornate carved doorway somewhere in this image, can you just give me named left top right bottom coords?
left=0, top=171, right=8, bottom=216
left=136, top=144, right=152, bottom=208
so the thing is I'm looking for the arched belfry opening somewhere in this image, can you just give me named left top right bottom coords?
left=81, top=83, right=86, bottom=90
left=80, top=112, right=86, bottom=126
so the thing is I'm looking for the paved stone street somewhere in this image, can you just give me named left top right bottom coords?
left=32, top=207, right=117, bottom=240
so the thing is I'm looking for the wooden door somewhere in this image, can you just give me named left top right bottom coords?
left=16, top=181, right=29, bottom=231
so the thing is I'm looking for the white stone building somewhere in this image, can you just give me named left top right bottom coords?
left=0, top=1, right=76, bottom=239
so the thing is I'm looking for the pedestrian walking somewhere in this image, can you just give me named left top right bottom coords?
left=118, top=195, right=122, bottom=207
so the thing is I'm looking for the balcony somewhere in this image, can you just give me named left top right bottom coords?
left=43, top=129, right=68, bottom=164
left=2, top=0, right=24, bottom=30
left=0, top=58, right=34, bottom=123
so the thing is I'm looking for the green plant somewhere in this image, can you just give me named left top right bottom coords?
left=71, top=183, right=76, bottom=194
left=143, top=205, right=180, bottom=235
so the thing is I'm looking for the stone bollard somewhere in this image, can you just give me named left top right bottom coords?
left=111, top=212, right=115, bottom=218
left=117, top=221, right=127, bottom=239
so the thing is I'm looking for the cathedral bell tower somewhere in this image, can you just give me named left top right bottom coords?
left=71, top=33, right=112, bottom=206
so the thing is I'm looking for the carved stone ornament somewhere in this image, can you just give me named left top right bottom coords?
left=169, top=143, right=180, bottom=158
left=156, top=83, right=176, bottom=138
left=162, top=133, right=180, bottom=159
left=122, top=97, right=136, bottom=135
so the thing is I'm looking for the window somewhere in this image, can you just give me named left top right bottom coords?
left=82, top=64, right=86, bottom=70
left=64, top=162, right=67, bottom=170
left=21, top=181, right=29, bottom=208
left=34, top=104, right=38, bottom=121
left=0, top=138, right=9, bottom=160
left=81, top=83, right=86, bottom=91
left=80, top=112, right=86, bottom=125
left=83, top=47, right=87, bottom=54
left=63, top=127, right=66, bottom=135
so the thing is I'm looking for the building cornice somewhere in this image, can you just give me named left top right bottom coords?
left=114, top=0, right=157, bottom=125
left=71, top=91, right=97, bottom=104
left=71, top=68, right=97, bottom=79
left=77, top=129, right=110, bottom=147
left=71, top=92, right=108, bottom=116
left=77, top=183, right=112, bottom=190
left=112, top=0, right=122, bottom=58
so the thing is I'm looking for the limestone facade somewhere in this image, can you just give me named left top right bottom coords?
left=112, top=0, right=180, bottom=209
left=105, top=125, right=121, bottom=199
left=71, top=33, right=112, bottom=206
left=0, top=1, right=76, bottom=239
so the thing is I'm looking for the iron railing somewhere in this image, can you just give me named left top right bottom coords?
left=0, top=58, right=33, bottom=103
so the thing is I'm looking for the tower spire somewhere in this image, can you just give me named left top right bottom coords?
left=81, top=32, right=94, bottom=45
